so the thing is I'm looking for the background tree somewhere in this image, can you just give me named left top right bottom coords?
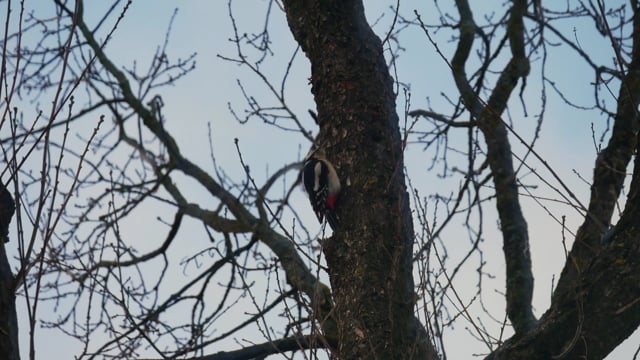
left=1, top=0, right=640, bottom=359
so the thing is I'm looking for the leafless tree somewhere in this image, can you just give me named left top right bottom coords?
left=1, top=0, right=640, bottom=359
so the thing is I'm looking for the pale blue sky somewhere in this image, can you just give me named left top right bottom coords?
left=3, top=0, right=637, bottom=359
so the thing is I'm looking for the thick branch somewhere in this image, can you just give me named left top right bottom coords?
left=453, top=0, right=535, bottom=334
left=489, top=4, right=640, bottom=357
left=487, top=147, right=640, bottom=359
left=451, top=0, right=482, bottom=116
left=553, top=5, right=640, bottom=304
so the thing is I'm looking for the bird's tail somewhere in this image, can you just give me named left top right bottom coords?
left=325, top=210, right=339, bottom=231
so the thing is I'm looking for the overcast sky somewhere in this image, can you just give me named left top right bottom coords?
left=4, top=0, right=638, bottom=359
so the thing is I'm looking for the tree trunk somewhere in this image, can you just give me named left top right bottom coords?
left=0, top=243, right=19, bottom=360
left=0, top=184, right=19, bottom=360
left=282, top=1, right=435, bottom=358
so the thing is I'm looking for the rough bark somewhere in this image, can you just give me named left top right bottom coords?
left=282, top=1, right=435, bottom=358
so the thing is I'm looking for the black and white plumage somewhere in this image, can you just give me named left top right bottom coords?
left=303, top=151, right=341, bottom=231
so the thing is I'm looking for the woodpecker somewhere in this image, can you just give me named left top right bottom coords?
left=303, top=150, right=341, bottom=231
